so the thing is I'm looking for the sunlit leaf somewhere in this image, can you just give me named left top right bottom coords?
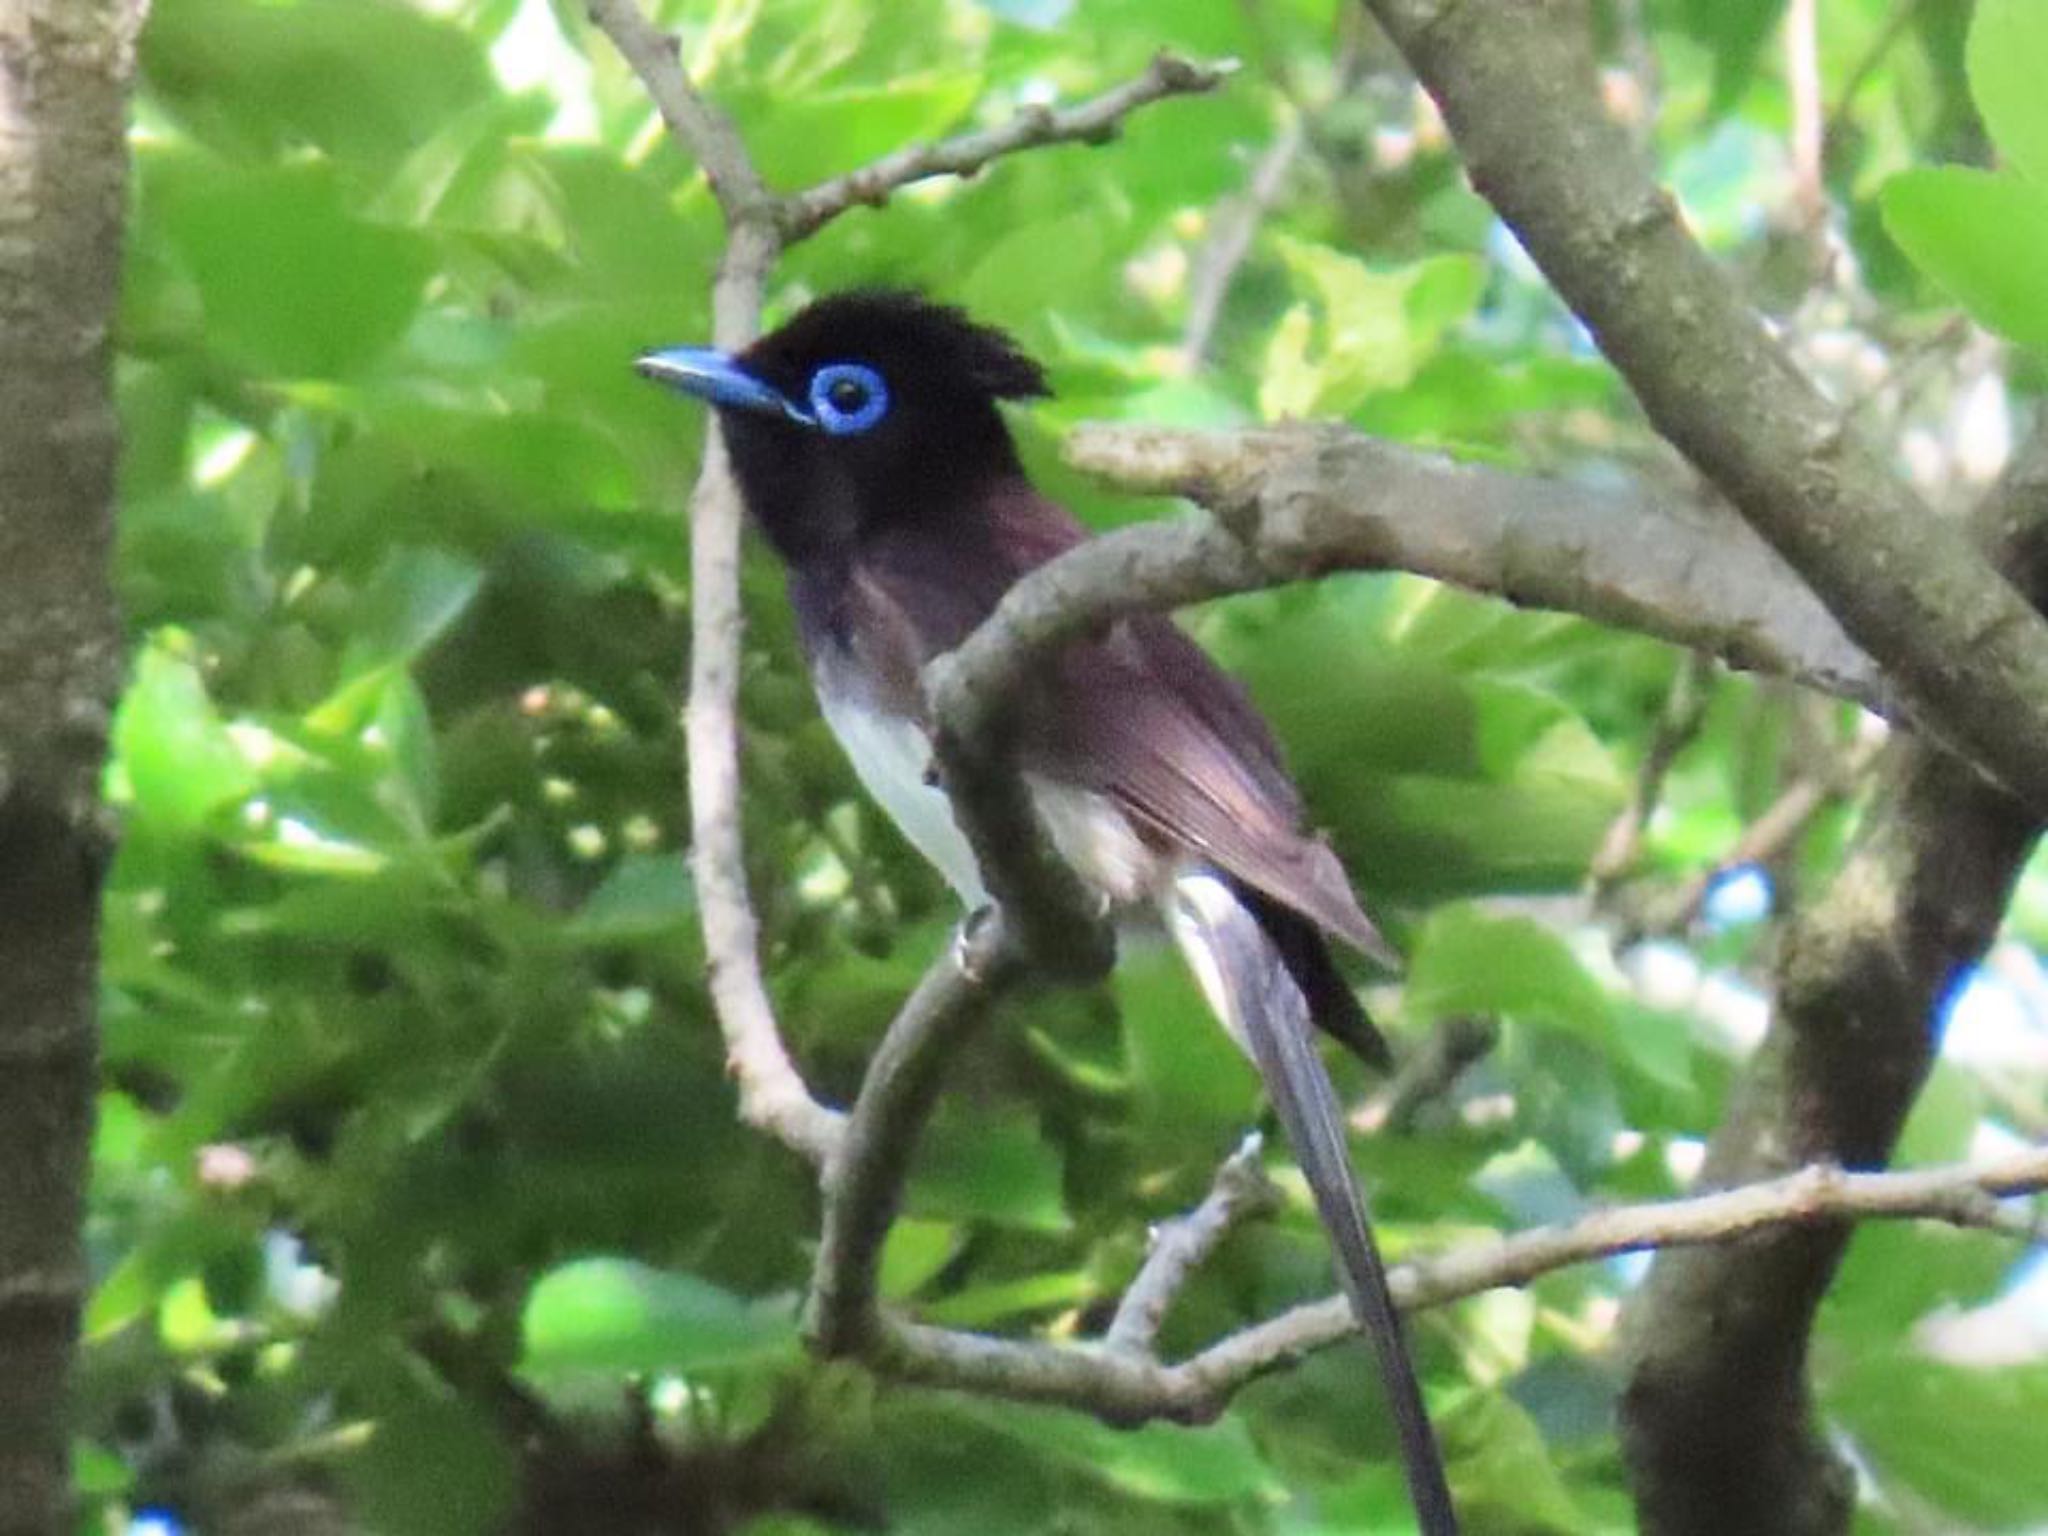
left=1883, top=167, right=2048, bottom=356
left=521, top=1258, right=798, bottom=1378
left=909, top=1104, right=1071, bottom=1233
left=114, top=642, right=257, bottom=837
left=954, top=1399, right=1285, bottom=1505
left=1405, top=905, right=1611, bottom=1042
left=1968, top=0, right=2048, bottom=185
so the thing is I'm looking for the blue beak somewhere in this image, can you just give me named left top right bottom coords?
left=635, top=346, right=810, bottom=423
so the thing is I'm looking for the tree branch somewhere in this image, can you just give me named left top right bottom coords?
left=1104, top=1134, right=1283, bottom=1356
left=1177, top=116, right=1305, bottom=370
left=811, top=1140, right=2048, bottom=1427
left=943, top=422, right=1883, bottom=714
left=584, top=0, right=771, bottom=220
left=588, top=1, right=1229, bottom=1161
left=1618, top=431, right=2048, bottom=1536
left=1362, top=0, right=2048, bottom=814
left=780, top=53, right=1235, bottom=240
left=0, top=4, right=130, bottom=1528
left=806, top=915, right=1028, bottom=1356
left=588, top=0, right=843, bottom=1166
left=1621, top=730, right=1883, bottom=941
left=1591, top=653, right=1715, bottom=892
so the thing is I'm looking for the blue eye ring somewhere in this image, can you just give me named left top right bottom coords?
left=808, top=363, right=890, bottom=435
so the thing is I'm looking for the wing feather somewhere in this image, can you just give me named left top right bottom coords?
left=852, top=483, right=1396, bottom=967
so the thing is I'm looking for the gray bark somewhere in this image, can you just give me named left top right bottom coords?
left=0, top=3, right=134, bottom=1532
left=1618, top=442, right=2048, bottom=1535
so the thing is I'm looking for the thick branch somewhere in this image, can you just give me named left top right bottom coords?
left=0, top=5, right=130, bottom=1530
left=781, top=53, right=1233, bottom=240
left=942, top=422, right=1884, bottom=713
left=1618, top=433, right=2048, bottom=1536
left=829, top=1143, right=2048, bottom=1426
left=1363, top=0, right=2048, bottom=812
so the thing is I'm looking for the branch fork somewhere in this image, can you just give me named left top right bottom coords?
left=590, top=0, right=2048, bottom=1458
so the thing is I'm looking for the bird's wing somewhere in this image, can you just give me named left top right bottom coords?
left=1033, top=611, right=1399, bottom=968
left=855, top=482, right=1395, bottom=966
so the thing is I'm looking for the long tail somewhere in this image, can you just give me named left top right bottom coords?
left=1170, top=871, right=1458, bottom=1536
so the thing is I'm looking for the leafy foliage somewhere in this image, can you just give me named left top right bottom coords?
left=83, top=0, right=2048, bottom=1532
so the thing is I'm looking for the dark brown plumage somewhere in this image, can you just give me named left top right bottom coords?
left=639, top=290, right=1458, bottom=1536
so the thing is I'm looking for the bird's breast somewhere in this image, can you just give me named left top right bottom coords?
left=809, top=652, right=1163, bottom=911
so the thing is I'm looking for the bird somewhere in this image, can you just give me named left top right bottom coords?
left=639, top=290, right=1457, bottom=1536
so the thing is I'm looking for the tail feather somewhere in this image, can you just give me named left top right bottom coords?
left=1169, top=872, right=1458, bottom=1536
left=1234, top=882, right=1393, bottom=1073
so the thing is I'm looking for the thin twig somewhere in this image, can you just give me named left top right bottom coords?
left=584, top=0, right=771, bottom=221
left=1104, top=1134, right=1284, bottom=1355
left=806, top=914, right=1029, bottom=1356
left=825, top=1144, right=2048, bottom=1426
left=1625, top=730, right=1886, bottom=940
left=1784, top=0, right=1826, bottom=262
left=1178, top=116, right=1305, bottom=370
left=588, top=0, right=842, bottom=1165
left=1590, top=653, right=1716, bottom=892
left=781, top=53, right=1235, bottom=240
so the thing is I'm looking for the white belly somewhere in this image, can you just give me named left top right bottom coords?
left=813, top=691, right=1161, bottom=910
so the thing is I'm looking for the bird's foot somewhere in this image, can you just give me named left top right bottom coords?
left=953, top=904, right=999, bottom=982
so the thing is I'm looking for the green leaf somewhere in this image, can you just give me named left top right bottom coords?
left=1335, top=773, right=1620, bottom=902
left=568, top=853, right=698, bottom=944
left=1261, top=240, right=1483, bottom=419
left=1679, top=0, right=1786, bottom=117
left=959, top=210, right=1111, bottom=322
left=908, top=1104, right=1071, bottom=1233
left=114, top=642, right=257, bottom=838
left=1968, top=0, right=2048, bottom=184
left=338, top=548, right=486, bottom=681
left=878, top=1218, right=963, bottom=1301
left=151, top=158, right=434, bottom=379
left=1824, top=1223, right=2012, bottom=1342
left=1830, top=1354, right=2048, bottom=1526
left=1439, top=1391, right=1584, bottom=1533
left=1882, top=166, right=2048, bottom=356
left=142, top=0, right=495, bottom=171
left=521, top=1258, right=798, bottom=1378
left=1404, top=905, right=1611, bottom=1041
left=71, top=1442, right=133, bottom=1498
left=956, top=1399, right=1285, bottom=1505
left=741, top=74, right=983, bottom=188
left=1117, top=946, right=1259, bottom=1151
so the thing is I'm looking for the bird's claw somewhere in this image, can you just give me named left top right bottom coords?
left=953, top=904, right=998, bottom=981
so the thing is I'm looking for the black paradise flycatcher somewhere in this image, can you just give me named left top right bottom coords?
left=640, top=290, right=1457, bottom=1536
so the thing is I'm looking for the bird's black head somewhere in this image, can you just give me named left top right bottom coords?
left=638, top=290, right=1049, bottom=564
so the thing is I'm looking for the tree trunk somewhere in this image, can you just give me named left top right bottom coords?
left=1618, top=441, right=2048, bottom=1535
left=0, top=3, right=136, bottom=1531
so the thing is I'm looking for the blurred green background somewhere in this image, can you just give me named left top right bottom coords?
left=88, top=0, right=2048, bottom=1531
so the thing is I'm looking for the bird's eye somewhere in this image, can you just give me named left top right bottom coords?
left=808, top=363, right=890, bottom=435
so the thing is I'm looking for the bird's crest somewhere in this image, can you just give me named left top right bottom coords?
left=745, top=288, right=1050, bottom=403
